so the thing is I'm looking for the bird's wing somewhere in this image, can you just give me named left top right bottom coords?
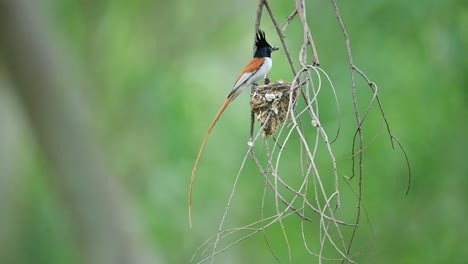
left=232, top=57, right=265, bottom=92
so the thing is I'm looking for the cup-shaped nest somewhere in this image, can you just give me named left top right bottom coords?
left=250, top=81, right=296, bottom=136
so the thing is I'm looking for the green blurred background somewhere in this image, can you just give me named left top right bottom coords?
left=0, top=0, right=467, bottom=263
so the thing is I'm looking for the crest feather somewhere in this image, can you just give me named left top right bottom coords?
left=255, top=30, right=271, bottom=49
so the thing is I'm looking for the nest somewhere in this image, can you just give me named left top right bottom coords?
left=250, top=81, right=297, bottom=136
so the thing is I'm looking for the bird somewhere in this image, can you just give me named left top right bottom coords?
left=189, top=30, right=279, bottom=227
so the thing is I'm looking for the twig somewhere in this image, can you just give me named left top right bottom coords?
left=250, top=149, right=353, bottom=226
left=264, top=0, right=297, bottom=75
left=209, top=119, right=266, bottom=263
left=295, top=0, right=320, bottom=66
left=281, top=9, right=298, bottom=32
left=330, top=0, right=363, bottom=261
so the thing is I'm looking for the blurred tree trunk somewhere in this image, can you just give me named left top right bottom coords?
left=0, top=84, right=27, bottom=264
left=0, top=1, right=160, bottom=263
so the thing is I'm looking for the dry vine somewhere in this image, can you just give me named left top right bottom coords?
left=191, top=0, right=410, bottom=263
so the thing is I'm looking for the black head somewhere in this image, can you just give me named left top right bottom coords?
left=254, top=30, right=279, bottom=58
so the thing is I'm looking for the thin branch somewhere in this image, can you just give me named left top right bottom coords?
left=330, top=0, right=364, bottom=261
left=281, top=9, right=298, bottom=32
left=295, top=0, right=320, bottom=65
left=264, top=0, right=297, bottom=75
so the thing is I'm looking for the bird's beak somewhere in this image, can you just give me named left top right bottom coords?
left=272, top=46, right=279, bottom=51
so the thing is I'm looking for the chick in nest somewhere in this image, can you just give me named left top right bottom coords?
left=250, top=81, right=296, bottom=136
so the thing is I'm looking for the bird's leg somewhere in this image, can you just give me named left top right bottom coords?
left=264, top=75, right=270, bottom=85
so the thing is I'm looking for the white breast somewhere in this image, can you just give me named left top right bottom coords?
left=250, top=57, right=272, bottom=84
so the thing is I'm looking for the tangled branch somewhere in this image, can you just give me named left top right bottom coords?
left=191, top=0, right=411, bottom=263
